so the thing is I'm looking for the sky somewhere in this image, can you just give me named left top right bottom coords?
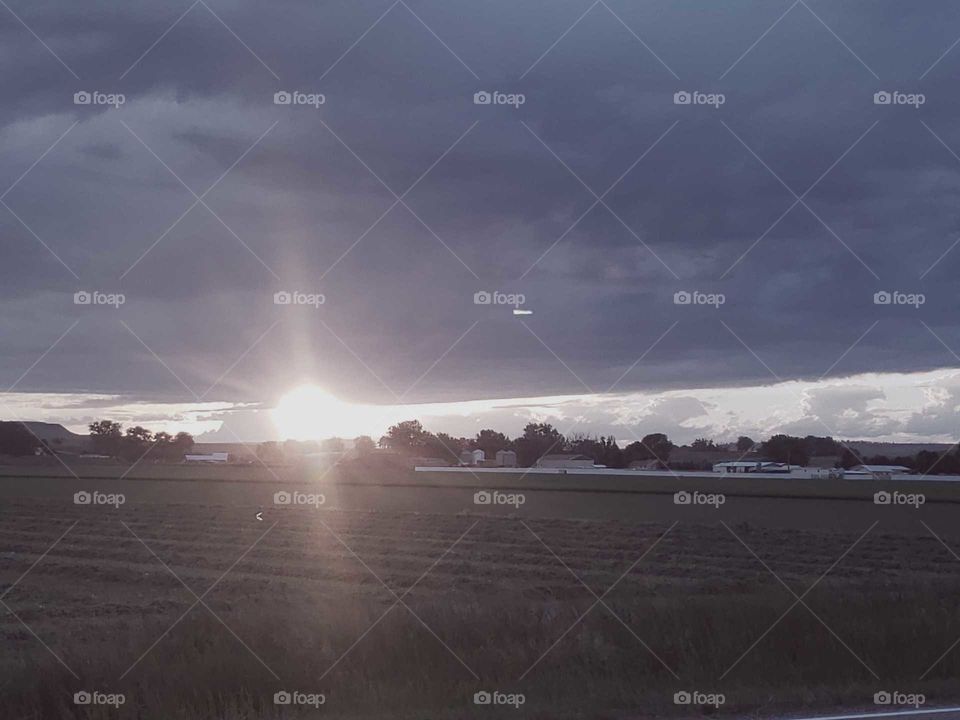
left=2, top=0, right=960, bottom=444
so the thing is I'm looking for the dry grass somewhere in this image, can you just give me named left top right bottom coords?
left=3, top=498, right=960, bottom=718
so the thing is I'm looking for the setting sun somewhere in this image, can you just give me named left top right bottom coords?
left=271, top=385, right=387, bottom=441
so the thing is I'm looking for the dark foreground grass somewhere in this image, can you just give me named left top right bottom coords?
left=5, top=581, right=960, bottom=719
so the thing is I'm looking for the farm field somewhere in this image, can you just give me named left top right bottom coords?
left=3, top=470, right=960, bottom=719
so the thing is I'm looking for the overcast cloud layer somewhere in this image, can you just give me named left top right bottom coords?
left=2, top=1, right=960, bottom=440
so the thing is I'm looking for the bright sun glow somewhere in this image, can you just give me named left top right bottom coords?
left=271, top=385, right=386, bottom=441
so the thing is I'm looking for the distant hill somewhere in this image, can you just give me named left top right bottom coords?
left=21, top=422, right=90, bottom=449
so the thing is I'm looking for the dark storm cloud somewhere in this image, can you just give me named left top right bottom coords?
left=3, top=0, right=960, bottom=408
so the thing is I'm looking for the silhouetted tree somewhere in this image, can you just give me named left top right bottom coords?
left=515, top=422, right=565, bottom=467
left=424, top=432, right=464, bottom=463
left=89, top=420, right=123, bottom=456
left=354, top=436, right=376, bottom=455
left=838, top=446, right=861, bottom=469
left=120, top=426, right=154, bottom=461
left=172, top=432, right=194, bottom=455
left=475, top=429, right=510, bottom=458
left=736, top=436, right=755, bottom=453
left=803, top=435, right=840, bottom=457
left=567, top=432, right=598, bottom=459
left=761, top=435, right=809, bottom=466
left=126, top=426, right=153, bottom=442
left=595, top=435, right=624, bottom=468
left=383, top=420, right=430, bottom=452
left=913, top=448, right=960, bottom=475
left=151, top=431, right=173, bottom=460
left=623, top=433, right=674, bottom=464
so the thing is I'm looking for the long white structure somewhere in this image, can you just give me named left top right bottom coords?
left=184, top=452, right=229, bottom=463
left=413, top=466, right=960, bottom=481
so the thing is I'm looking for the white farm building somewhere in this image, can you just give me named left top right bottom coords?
left=536, top=453, right=595, bottom=469
left=713, top=460, right=790, bottom=474
left=184, top=452, right=229, bottom=463
left=458, top=449, right=485, bottom=466
left=846, top=464, right=912, bottom=479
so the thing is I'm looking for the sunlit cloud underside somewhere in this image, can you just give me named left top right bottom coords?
left=9, top=366, right=960, bottom=445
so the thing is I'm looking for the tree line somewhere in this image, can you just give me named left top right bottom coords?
left=379, top=420, right=674, bottom=468
left=377, top=420, right=839, bottom=468
left=376, top=421, right=960, bottom=474
left=0, top=420, right=194, bottom=461
left=88, top=421, right=195, bottom=461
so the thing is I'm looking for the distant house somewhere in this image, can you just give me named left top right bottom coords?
left=184, top=452, right=228, bottom=463
left=713, top=460, right=790, bottom=474
left=713, top=461, right=761, bottom=473
left=536, top=453, right=594, bottom=469
left=459, top=449, right=485, bottom=466
left=495, top=449, right=517, bottom=467
left=847, top=464, right=912, bottom=479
